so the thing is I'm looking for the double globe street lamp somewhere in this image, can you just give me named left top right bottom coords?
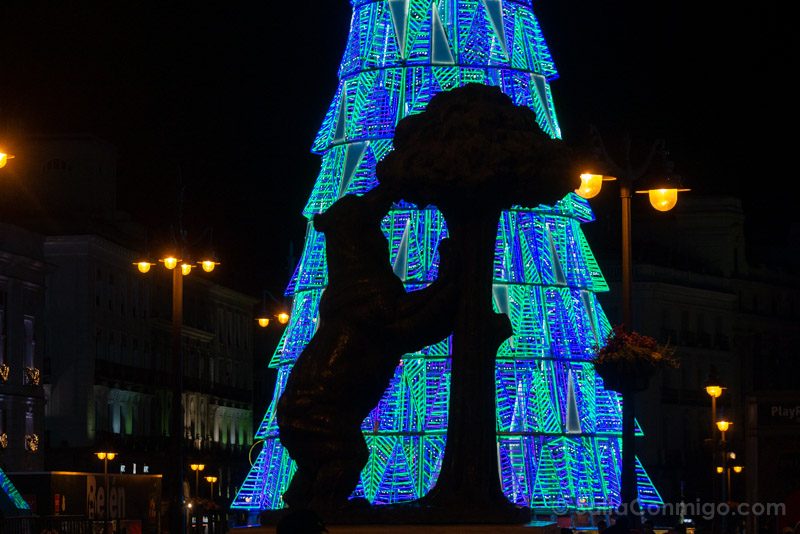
left=205, top=475, right=218, bottom=500
left=716, top=453, right=744, bottom=505
left=255, top=289, right=290, bottom=329
left=574, top=126, right=689, bottom=520
left=190, top=463, right=205, bottom=500
left=256, top=310, right=290, bottom=329
left=713, top=419, right=742, bottom=533
left=95, top=451, right=118, bottom=534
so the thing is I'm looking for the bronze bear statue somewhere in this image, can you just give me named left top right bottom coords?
left=277, top=183, right=459, bottom=515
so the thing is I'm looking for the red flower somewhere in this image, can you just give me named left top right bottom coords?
left=593, top=325, right=678, bottom=368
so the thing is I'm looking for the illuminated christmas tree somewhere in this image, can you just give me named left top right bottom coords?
left=233, top=0, right=663, bottom=513
left=0, top=467, right=30, bottom=516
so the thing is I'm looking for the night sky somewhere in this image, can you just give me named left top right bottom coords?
left=1, top=1, right=792, bottom=297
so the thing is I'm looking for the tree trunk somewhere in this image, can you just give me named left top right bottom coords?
left=419, top=208, right=528, bottom=523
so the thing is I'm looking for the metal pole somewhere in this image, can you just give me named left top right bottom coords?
left=172, top=266, right=185, bottom=534
left=720, top=431, right=728, bottom=534
left=711, top=397, right=717, bottom=435
left=720, top=432, right=727, bottom=503
left=727, top=468, right=732, bottom=504
left=620, top=181, right=632, bottom=333
left=712, top=396, right=718, bottom=509
left=104, top=458, right=109, bottom=534
left=619, top=179, right=638, bottom=520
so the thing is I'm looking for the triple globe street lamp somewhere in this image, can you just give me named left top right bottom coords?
left=574, top=126, right=690, bottom=519
left=705, top=374, right=745, bottom=534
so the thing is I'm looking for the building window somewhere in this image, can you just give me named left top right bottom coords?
left=25, top=407, right=34, bottom=435
left=24, top=316, right=36, bottom=368
left=110, top=403, right=121, bottom=434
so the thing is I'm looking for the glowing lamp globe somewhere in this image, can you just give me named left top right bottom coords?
left=716, top=420, right=732, bottom=433
left=162, top=257, right=179, bottom=270
left=647, top=189, right=678, bottom=212
left=716, top=466, right=724, bottom=474
left=200, top=260, right=218, bottom=273
left=575, top=173, right=604, bottom=199
left=733, top=466, right=743, bottom=474
left=705, top=385, right=723, bottom=398
left=277, top=312, right=290, bottom=325
left=257, top=317, right=270, bottom=328
left=135, top=261, right=153, bottom=274
left=181, top=263, right=193, bottom=276
left=205, top=476, right=218, bottom=483
left=0, top=153, right=12, bottom=169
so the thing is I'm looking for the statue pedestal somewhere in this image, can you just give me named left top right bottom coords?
left=232, top=520, right=560, bottom=534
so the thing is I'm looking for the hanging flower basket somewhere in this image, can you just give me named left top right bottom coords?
left=592, top=325, right=679, bottom=393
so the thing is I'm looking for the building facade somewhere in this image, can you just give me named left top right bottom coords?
left=0, top=223, right=47, bottom=473
left=1, top=135, right=262, bottom=515
left=588, top=195, right=800, bottom=529
left=42, top=233, right=257, bottom=501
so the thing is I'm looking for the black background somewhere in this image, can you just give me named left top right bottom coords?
left=1, top=1, right=792, bottom=296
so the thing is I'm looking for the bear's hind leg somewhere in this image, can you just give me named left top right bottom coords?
left=308, top=430, right=369, bottom=514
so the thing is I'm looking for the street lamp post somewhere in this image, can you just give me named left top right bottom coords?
left=136, top=251, right=217, bottom=534
left=716, top=419, right=732, bottom=503
left=726, top=463, right=744, bottom=502
left=205, top=475, right=218, bottom=500
left=715, top=442, right=742, bottom=534
left=190, top=463, right=205, bottom=500
left=95, top=451, right=117, bottom=534
left=705, top=372, right=725, bottom=508
left=575, top=126, right=689, bottom=520
left=706, top=384, right=723, bottom=438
